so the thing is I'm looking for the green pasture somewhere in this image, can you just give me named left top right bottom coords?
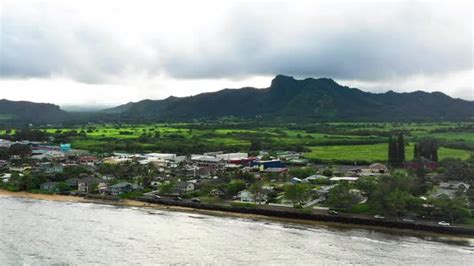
left=2, top=122, right=472, bottom=162
left=305, top=143, right=472, bottom=162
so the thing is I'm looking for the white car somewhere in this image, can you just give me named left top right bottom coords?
left=374, top=215, right=385, bottom=220
left=438, top=221, right=450, bottom=226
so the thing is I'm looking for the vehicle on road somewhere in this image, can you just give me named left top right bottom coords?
left=438, top=221, right=450, bottom=226
left=374, top=215, right=385, bottom=220
left=401, top=218, right=415, bottom=223
left=328, top=210, right=339, bottom=215
left=154, top=195, right=161, bottom=199
left=191, top=198, right=201, bottom=203
left=174, top=197, right=183, bottom=201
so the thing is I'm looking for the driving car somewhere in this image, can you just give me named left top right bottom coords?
left=438, top=221, right=450, bottom=226
left=374, top=215, right=385, bottom=219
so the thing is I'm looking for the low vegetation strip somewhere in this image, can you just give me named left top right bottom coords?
left=137, top=197, right=474, bottom=236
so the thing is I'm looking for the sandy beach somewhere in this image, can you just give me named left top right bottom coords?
left=0, top=190, right=88, bottom=203
left=0, top=189, right=262, bottom=221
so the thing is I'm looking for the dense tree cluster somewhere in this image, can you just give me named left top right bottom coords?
left=388, top=133, right=405, bottom=167
left=414, top=138, right=439, bottom=162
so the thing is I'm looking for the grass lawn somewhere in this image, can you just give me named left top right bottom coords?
left=350, top=203, right=374, bottom=214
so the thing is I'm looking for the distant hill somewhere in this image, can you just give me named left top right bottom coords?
left=0, top=99, right=70, bottom=124
left=104, top=75, right=474, bottom=122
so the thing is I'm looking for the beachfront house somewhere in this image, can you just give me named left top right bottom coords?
left=236, top=190, right=254, bottom=202
left=78, top=177, right=105, bottom=193
left=107, top=182, right=134, bottom=195
left=40, top=181, right=59, bottom=192
left=173, top=181, right=195, bottom=196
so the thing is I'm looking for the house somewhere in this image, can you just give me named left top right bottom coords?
left=368, top=163, right=388, bottom=174
left=184, top=166, right=212, bottom=178
left=101, top=175, right=116, bottom=181
left=1, top=173, right=12, bottom=183
left=276, top=151, right=302, bottom=161
left=78, top=156, right=98, bottom=165
left=216, top=152, right=248, bottom=161
left=173, top=181, right=195, bottom=195
left=107, top=182, right=134, bottom=195
left=312, top=184, right=337, bottom=197
left=404, top=157, right=438, bottom=171
left=9, top=165, right=31, bottom=173
left=432, top=188, right=456, bottom=199
left=286, top=159, right=309, bottom=165
left=65, top=178, right=80, bottom=188
left=0, top=139, right=13, bottom=148
left=40, top=181, right=59, bottom=192
left=78, top=177, right=105, bottom=193
left=236, top=190, right=254, bottom=202
left=251, top=160, right=285, bottom=169
left=191, top=155, right=222, bottom=168
left=210, top=188, right=225, bottom=197
left=290, top=177, right=303, bottom=184
left=228, top=157, right=256, bottom=166
left=262, top=167, right=288, bottom=174
left=349, top=189, right=366, bottom=203
left=44, top=165, right=64, bottom=174
left=431, top=182, right=470, bottom=199
left=329, top=177, right=359, bottom=183
left=98, top=183, right=109, bottom=194
left=439, top=181, right=470, bottom=192
left=304, top=175, right=329, bottom=183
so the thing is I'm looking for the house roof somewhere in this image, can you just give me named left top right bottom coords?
left=329, top=177, right=359, bottom=182
left=305, top=174, right=328, bottom=180
left=369, top=163, right=387, bottom=169
left=175, top=181, right=193, bottom=190
left=78, top=176, right=103, bottom=183
left=439, top=182, right=470, bottom=190
left=109, top=182, right=133, bottom=188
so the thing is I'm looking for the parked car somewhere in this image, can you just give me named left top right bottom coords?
left=438, top=221, right=450, bottom=226
left=374, top=215, right=385, bottom=220
left=328, top=210, right=339, bottom=215
left=191, top=198, right=201, bottom=203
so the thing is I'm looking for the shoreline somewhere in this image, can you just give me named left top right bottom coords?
left=1, top=189, right=473, bottom=240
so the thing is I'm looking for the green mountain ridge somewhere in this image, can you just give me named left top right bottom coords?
left=1, top=75, right=473, bottom=124
left=105, top=75, right=474, bottom=121
left=0, top=99, right=70, bottom=124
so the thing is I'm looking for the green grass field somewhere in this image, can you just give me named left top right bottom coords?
left=4, top=122, right=471, bottom=163
left=305, top=143, right=472, bottom=162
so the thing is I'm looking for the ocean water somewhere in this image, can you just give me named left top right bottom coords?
left=0, top=196, right=473, bottom=265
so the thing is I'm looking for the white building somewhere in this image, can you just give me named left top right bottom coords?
left=216, top=152, right=248, bottom=161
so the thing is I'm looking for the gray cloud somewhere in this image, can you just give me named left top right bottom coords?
left=162, top=2, right=473, bottom=81
left=0, top=1, right=472, bottom=87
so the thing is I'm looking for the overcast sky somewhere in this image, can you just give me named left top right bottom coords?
left=1, top=0, right=473, bottom=107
